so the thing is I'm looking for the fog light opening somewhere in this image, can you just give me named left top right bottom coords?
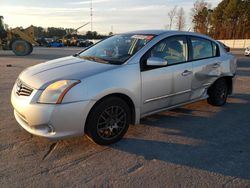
left=48, top=124, right=56, bottom=135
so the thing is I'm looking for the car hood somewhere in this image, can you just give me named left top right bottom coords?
left=19, top=56, right=118, bottom=89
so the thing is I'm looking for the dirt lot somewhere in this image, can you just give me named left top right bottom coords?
left=0, top=48, right=250, bottom=187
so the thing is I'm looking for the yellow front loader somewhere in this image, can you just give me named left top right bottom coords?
left=0, top=16, right=38, bottom=56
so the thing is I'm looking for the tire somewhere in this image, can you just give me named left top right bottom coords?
left=27, top=43, right=33, bottom=55
left=86, top=97, right=131, bottom=145
left=207, top=78, right=228, bottom=106
left=11, top=40, right=32, bottom=56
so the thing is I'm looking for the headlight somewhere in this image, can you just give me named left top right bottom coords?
left=38, top=80, right=80, bottom=104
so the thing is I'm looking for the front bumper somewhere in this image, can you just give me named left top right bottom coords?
left=11, top=85, right=93, bottom=140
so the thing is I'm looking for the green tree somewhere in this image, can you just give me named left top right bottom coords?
left=0, top=16, right=7, bottom=38
left=65, top=28, right=75, bottom=35
left=192, top=0, right=212, bottom=34
left=46, top=27, right=66, bottom=38
left=33, top=26, right=46, bottom=38
left=236, top=0, right=250, bottom=39
left=209, top=0, right=229, bottom=38
left=0, top=16, right=5, bottom=32
left=224, top=0, right=241, bottom=38
left=86, top=31, right=98, bottom=39
left=192, top=0, right=250, bottom=39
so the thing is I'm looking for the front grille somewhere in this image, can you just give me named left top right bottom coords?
left=15, top=79, right=33, bottom=96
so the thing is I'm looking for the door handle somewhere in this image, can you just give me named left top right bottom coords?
left=182, top=70, right=192, bottom=76
left=213, top=63, right=221, bottom=68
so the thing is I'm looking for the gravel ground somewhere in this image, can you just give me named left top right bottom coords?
left=0, top=48, right=250, bottom=188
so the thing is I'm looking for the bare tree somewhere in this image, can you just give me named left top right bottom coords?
left=191, top=0, right=209, bottom=17
left=176, top=7, right=185, bottom=31
left=168, top=6, right=177, bottom=30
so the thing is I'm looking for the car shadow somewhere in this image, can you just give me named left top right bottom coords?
left=237, top=69, right=250, bottom=77
left=112, top=94, right=250, bottom=180
left=237, top=57, right=250, bottom=68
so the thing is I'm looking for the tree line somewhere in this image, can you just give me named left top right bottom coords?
left=192, top=0, right=250, bottom=39
left=33, top=26, right=107, bottom=39
left=168, top=0, right=249, bottom=39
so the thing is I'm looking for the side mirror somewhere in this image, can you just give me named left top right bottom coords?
left=225, top=46, right=230, bottom=52
left=146, top=57, right=168, bottom=67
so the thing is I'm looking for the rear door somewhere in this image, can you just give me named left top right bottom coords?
left=189, top=36, right=222, bottom=100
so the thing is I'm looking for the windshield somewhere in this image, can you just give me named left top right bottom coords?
left=79, top=34, right=155, bottom=65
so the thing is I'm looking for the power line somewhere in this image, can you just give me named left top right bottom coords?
left=90, top=0, right=93, bottom=32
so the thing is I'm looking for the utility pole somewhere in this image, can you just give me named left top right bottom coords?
left=90, top=0, right=93, bottom=32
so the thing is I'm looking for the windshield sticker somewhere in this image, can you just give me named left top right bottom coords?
left=132, top=35, right=154, bottom=40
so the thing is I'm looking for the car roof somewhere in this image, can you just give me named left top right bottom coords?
left=124, top=30, right=169, bottom=35
left=123, top=30, right=213, bottom=40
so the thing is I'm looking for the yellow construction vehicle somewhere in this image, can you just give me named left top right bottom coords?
left=0, top=16, right=38, bottom=56
left=62, top=22, right=89, bottom=46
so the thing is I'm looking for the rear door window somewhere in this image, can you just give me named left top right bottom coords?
left=190, top=37, right=214, bottom=60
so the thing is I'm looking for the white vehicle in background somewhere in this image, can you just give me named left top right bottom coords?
left=245, top=46, right=250, bottom=56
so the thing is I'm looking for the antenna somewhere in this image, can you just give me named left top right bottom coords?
left=90, top=0, right=93, bottom=32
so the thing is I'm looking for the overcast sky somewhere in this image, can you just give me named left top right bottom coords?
left=0, top=0, right=220, bottom=34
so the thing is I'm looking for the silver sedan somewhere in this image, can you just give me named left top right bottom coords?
left=11, top=30, right=237, bottom=145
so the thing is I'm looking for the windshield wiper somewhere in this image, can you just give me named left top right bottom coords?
left=73, top=53, right=79, bottom=57
left=80, top=56, right=109, bottom=64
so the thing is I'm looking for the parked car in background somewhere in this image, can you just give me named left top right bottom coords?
left=36, top=37, right=53, bottom=47
left=77, top=39, right=94, bottom=47
left=47, top=40, right=64, bottom=47
left=36, top=37, right=47, bottom=46
left=11, top=30, right=237, bottom=145
left=245, top=46, right=250, bottom=56
left=217, top=41, right=230, bottom=52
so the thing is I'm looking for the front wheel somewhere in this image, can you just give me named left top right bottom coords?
left=86, top=97, right=131, bottom=145
left=207, top=78, right=228, bottom=106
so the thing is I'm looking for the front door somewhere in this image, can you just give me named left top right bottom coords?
left=141, top=35, right=192, bottom=115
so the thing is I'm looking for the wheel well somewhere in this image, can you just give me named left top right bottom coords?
left=85, top=93, right=136, bottom=131
left=209, top=76, right=233, bottom=94
left=224, top=76, right=233, bottom=94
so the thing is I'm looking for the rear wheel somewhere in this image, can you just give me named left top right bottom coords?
left=11, top=40, right=32, bottom=56
left=86, top=97, right=131, bottom=145
left=207, top=78, right=228, bottom=106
